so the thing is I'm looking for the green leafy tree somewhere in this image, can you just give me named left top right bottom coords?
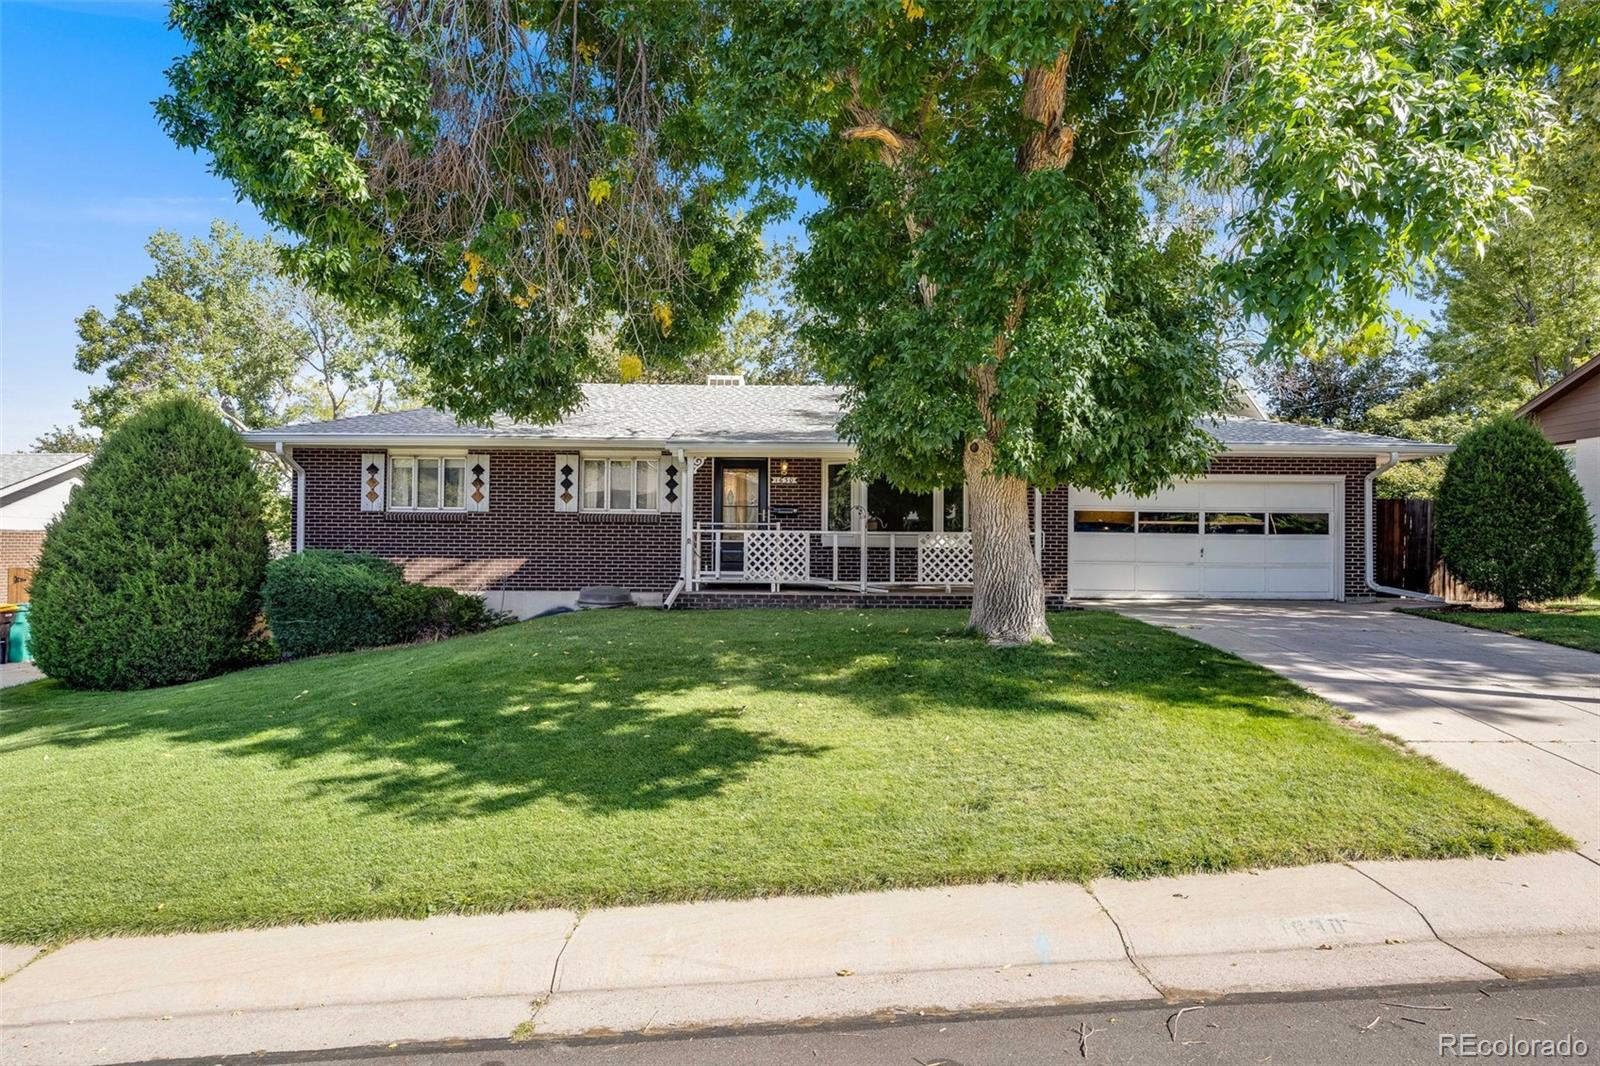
left=28, top=397, right=270, bottom=689
left=31, top=426, right=99, bottom=454
left=595, top=240, right=819, bottom=384
left=166, top=1, right=1570, bottom=643
left=70, top=222, right=422, bottom=437
left=159, top=0, right=763, bottom=424
left=1436, top=416, right=1596, bottom=609
left=702, top=1, right=1562, bottom=642
left=1260, top=332, right=1419, bottom=431
left=1426, top=62, right=1600, bottom=399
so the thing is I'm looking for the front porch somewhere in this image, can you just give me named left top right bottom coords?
left=673, top=452, right=1043, bottom=596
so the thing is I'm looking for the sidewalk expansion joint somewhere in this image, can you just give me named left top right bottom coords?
left=549, top=910, right=585, bottom=995
left=1085, top=885, right=1166, bottom=999
left=1342, top=862, right=1502, bottom=977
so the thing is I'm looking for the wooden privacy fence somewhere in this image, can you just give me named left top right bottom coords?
left=1374, top=499, right=1495, bottom=603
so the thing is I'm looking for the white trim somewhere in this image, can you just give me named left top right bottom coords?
left=818, top=461, right=967, bottom=538
left=0, top=454, right=92, bottom=500
left=1364, top=452, right=1444, bottom=601
left=385, top=453, right=471, bottom=512
left=579, top=454, right=664, bottom=513
left=277, top=442, right=306, bottom=552
left=244, top=432, right=1451, bottom=461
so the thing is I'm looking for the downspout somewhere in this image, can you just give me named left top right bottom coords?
left=1365, top=451, right=1443, bottom=602
left=276, top=441, right=306, bottom=555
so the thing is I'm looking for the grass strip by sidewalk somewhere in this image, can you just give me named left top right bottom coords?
left=0, top=608, right=1567, bottom=944
left=1404, top=596, right=1600, bottom=655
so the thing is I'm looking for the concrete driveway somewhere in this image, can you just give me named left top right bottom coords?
left=1106, top=601, right=1600, bottom=862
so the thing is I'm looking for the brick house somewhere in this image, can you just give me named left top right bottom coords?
left=1, top=453, right=90, bottom=604
left=242, top=382, right=1450, bottom=615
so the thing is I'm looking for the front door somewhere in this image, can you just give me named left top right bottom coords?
left=714, top=459, right=768, bottom=573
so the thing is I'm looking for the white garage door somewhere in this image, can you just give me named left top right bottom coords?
left=1068, top=478, right=1343, bottom=600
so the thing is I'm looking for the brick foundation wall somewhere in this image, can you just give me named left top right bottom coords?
left=295, top=447, right=1375, bottom=601
left=0, top=530, right=46, bottom=571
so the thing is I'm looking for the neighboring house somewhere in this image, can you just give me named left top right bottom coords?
left=1518, top=357, right=1600, bottom=557
left=241, top=382, right=1449, bottom=616
left=0, top=453, right=90, bottom=603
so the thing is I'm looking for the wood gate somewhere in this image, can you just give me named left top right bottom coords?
left=1374, top=499, right=1493, bottom=603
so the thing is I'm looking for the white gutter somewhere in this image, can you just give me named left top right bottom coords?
left=276, top=441, right=307, bottom=554
left=1364, top=450, right=1444, bottom=602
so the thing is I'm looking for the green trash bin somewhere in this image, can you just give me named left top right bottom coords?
left=6, top=603, right=30, bottom=664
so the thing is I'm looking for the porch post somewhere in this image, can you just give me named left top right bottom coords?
left=857, top=488, right=868, bottom=593
left=1034, top=487, right=1043, bottom=567
left=677, top=449, right=691, bottom=589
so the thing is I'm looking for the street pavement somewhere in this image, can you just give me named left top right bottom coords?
left=125, top=976, right=1600, bottom=1066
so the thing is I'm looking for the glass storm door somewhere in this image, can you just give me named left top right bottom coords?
left=714, top=459, right=767, bottom=573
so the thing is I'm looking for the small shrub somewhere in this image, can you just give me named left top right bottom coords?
left=263, top=551, right=503, bottom=656
left=1436, top=416, right=1596, bottom=610
left=261, top=550, right=403, bottom=658
left=28, top=397, right=269, bottom=689
left=376, top=583, right=503, bottom=644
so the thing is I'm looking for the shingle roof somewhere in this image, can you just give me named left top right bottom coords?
left=1199, top=417, right=1449, bottom=453
left=242, top=384, right=1449, bottom=455
left=244, top=385, right=844, bottom=446
left=0, top=453, right=89, bottom=491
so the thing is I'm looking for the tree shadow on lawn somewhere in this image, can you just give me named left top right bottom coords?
left=0, top=610, right=1303, bottom=822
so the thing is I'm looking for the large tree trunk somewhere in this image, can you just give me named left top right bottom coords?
left=964, top=438, right=1051, bottom=645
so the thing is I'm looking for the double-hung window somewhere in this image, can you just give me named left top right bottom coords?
left=581, top=456, right=659, bottom=512
left=388, top=455, right=467, bottom=510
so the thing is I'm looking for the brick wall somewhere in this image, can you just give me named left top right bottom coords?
left=296, top=447, right=1376, bottom=600
left=0, top=530, right=46, bottom=571
left=295, top=448, right=682, bottom=593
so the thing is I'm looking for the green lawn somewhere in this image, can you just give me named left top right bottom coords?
left=0, top=609, right=1566, bottom=944
left=1407, top=595, right=1600, bottom=654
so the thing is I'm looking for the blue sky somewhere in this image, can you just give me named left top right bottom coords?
left=1, top=0, right=271, bottom=450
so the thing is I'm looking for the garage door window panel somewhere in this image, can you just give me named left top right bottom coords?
left=1269, top=512, right=1331, bottom=535
left=1138, top=511, right=1199, bottom=534
left=1206, top=512, right=1265, bottom=534
left=1074, top=510, right=1136, bottom=533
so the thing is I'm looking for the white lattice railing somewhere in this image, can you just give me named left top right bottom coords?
left=742, top=529, right=812, bottom=583
left=916, top=532, right=973, bottom=585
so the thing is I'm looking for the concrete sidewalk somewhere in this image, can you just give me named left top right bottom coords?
left=5, top=852, right=1598, bottom=1065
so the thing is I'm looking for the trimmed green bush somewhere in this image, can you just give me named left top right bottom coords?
left=376, top=582, right=502, bottom=643
left=260, top=550, right=403, bottom=658
left=262, top=551, right=502, bottom=657
left=1436, top=416, right=1596, bottom=610
left=28, top=397, right=269, bottom=689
